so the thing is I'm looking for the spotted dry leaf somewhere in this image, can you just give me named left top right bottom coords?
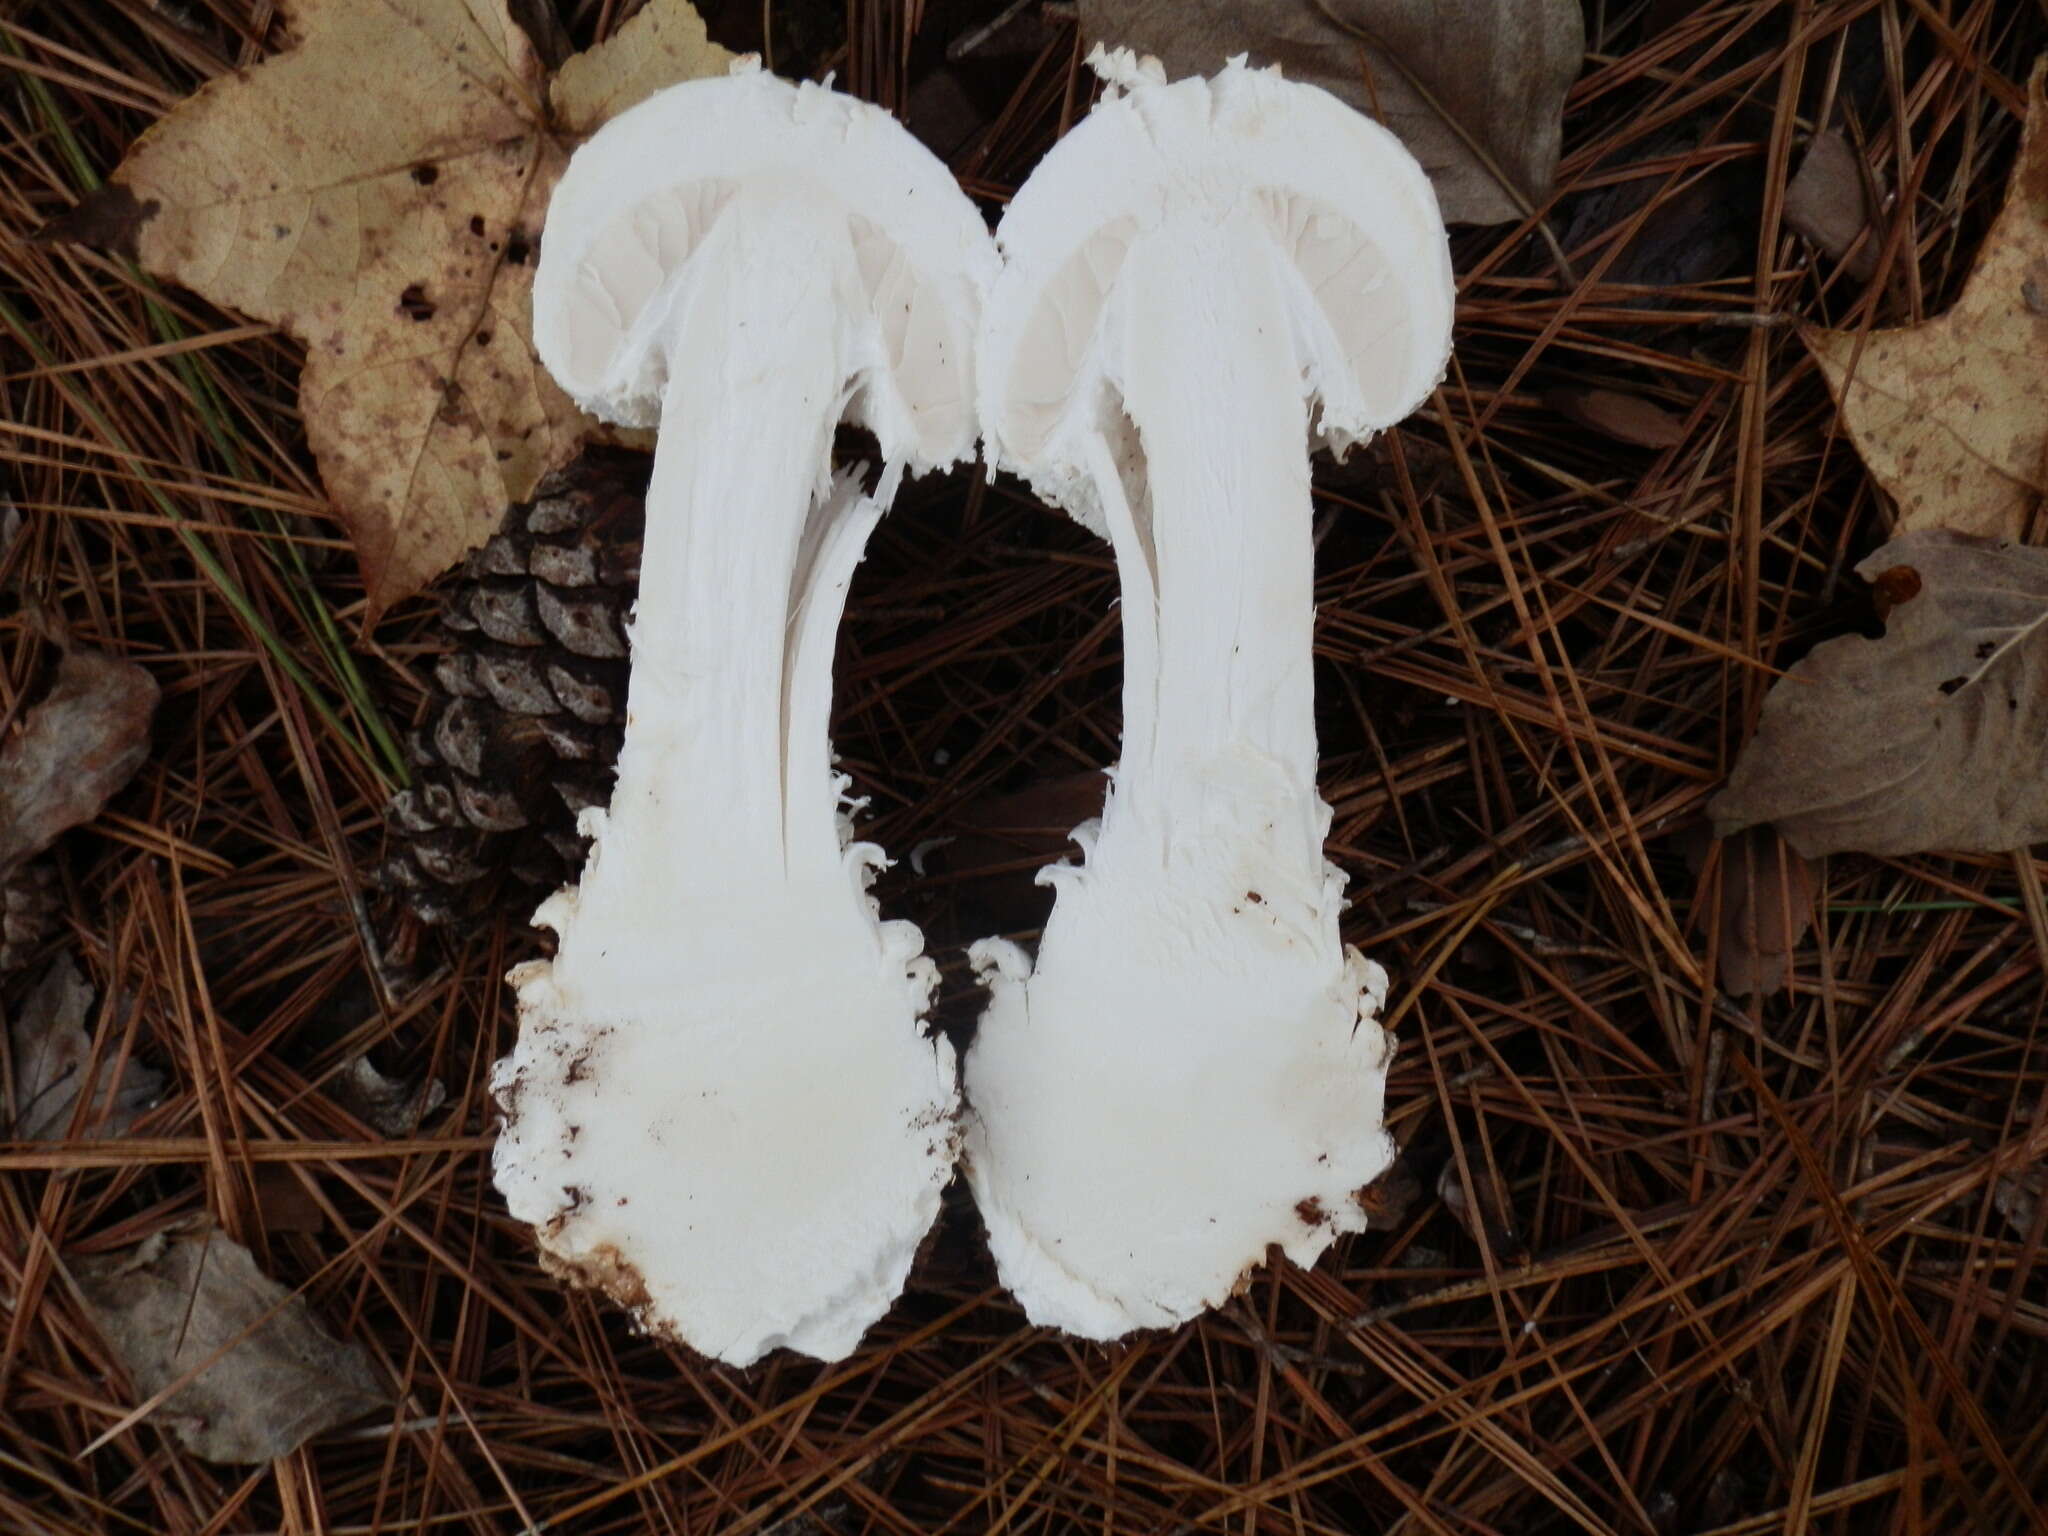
left=45, top=0, right=727, bottom=615
left=1711, top=530, right=2048, bottom=857
left=1805, top=62, right=2048, bottom=540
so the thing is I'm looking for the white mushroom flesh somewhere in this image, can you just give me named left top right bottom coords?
left=492, top=65, right=997, bottom=1366
left=964, top=50, right=1455, bottom=1338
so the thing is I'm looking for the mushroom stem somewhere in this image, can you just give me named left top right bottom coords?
left=595, top=188, right=844, bottom=897
left=1105, top=213, right=1323, bottom=880
left=497, top=65, right=993, bottom=1366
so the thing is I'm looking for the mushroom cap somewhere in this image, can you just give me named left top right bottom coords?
left=534, top=61, right=996, bottom=471
left=978, top=49, right=1455, bottom=530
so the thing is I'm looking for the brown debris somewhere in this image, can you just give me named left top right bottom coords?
left=1354, top=1152, right=1422, bottom=1229
left=328, top=1055, right=446, bottom=1137
left=914, top=771, right=1108, bottom=932
left=1805, top=61, right=2048, bottom=541
left=33, top=182, right=157, bottom=259
left=1, top=860, right=60, bottom=975
left=1076, top=0, right=1583, bottom=225
left=1785, top=130, right=1881, bottom=282
left=252, top=1165, right=327, bottom=1235
left=0, top=647, right=159, bottom=873
left=1437, top=1149, right=1524, bottom=1263
left=543, top=1240, right=655, bottom=1319
left=71, top=1230, right=387, bottom=1464
left=5, top=954, right=161, bottom=1140
left=1546, top=386, right=1690, bottom=449
left=1687, top=824, right=1817, bottom=997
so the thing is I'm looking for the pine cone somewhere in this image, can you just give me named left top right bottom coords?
left=376, top=450, right=646, bottom=927
left=1, top=860, right=58, bottom=973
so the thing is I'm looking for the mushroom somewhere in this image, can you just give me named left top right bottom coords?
left=962, top=49, right=1455, bottom=1338
left=490, top=61, right=998, bottom=1366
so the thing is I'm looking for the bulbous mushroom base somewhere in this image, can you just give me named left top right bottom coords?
left=962, top=867, right=1394, bottom=1340
left=491, top=895, right=956, bottom=1367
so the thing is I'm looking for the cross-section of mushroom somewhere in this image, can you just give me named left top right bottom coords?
left=490, top=62, right=997, bottom=1366
left=963, top=50, right=1455, bottom=1339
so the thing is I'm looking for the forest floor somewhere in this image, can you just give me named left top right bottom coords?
left=3, top=1, right=2046, bottom=1532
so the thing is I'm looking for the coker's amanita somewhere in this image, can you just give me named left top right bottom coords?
left=963, top=49, right=1456, bottom=1338
left=492, top=61, right=998, bottom=1366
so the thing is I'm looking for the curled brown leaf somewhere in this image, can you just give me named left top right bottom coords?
left=0, top=647, right=158, bottom=873
left=1547, top=387, right=1689, bottom=449
left=331, top=1055, right=446, bottom=1138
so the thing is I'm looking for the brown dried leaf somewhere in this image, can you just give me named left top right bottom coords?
left=73, top=1229, right=386, bottom=1463
left=1686, top=826, right=1816, bottom=998
left=1785, top=130, right=1879, bottom=282
left=44, top=0, right=727, bottom=615
left=1805, top=63, right=2048, bottom=541
left=1320, top=426, right=1454, bottom=498
left=6, top=955, right=162, bottom=1140
left=1546, top=387, right=1688, bottom=449
left=550, top=0, right=726, bottom=125
left=0, top=647, right=159, bottom=872
left=1711, top=530, right=2048, bottom=857
left=942, top=772, right=1109, bottom=865
left=1076, top=0, right=1583, bottom=226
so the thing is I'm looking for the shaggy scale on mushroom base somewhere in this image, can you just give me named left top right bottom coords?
left=493, top=863, right=959, bottom=1361
left=969, top=845, right=1396, bottom=1337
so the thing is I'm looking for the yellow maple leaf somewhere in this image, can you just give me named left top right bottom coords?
left=51, top=0, right=727, bottom=615
left=1805, top=61, right=2048, bottom=541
